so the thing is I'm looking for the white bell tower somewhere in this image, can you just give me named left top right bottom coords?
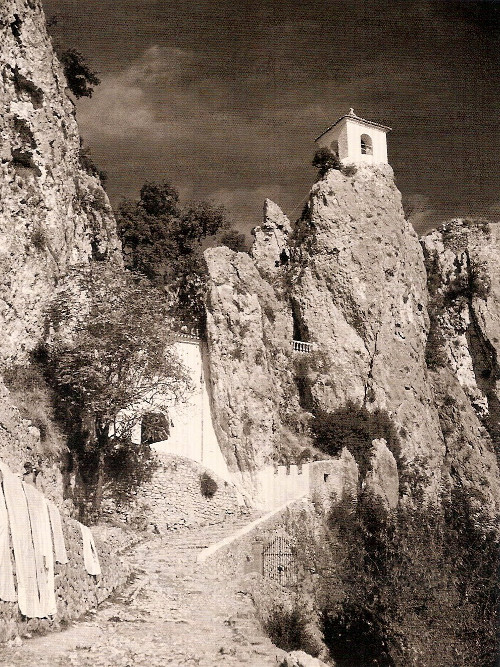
left=315, top=109, right=391, bottom=165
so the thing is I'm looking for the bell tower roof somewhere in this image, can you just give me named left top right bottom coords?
left=315, top=109, right=392, bottom=142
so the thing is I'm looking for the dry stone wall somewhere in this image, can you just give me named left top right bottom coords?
left=108, top=453, right=242, bottom=533
left=0, top=505, right=133, bottom=643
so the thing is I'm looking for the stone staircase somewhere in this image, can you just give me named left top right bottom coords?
left=0, top=511, right=286, bottom=667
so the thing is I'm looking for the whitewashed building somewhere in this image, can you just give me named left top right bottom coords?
left=315, top=108, right=391, bottom=165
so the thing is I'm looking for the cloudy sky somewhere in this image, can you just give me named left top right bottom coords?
left=44, top=0, right=499, bottom=235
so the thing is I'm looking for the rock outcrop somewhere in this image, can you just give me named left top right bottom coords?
left=289, top=165, right=444, bottom=486
left=363, top=438, right=399, bottom=509
left=204, top=246, right=305, bottom=472
left=280, top=651, right=331, bottom=667
left=0, top=0, right=121, bottom=490
left=0, top=0, right=121, bottom=364
left=250, top=198, right=292, bottom=275
left=422, top=220, right=500, bottom=514
left=204, top=167, right=500, bottom=516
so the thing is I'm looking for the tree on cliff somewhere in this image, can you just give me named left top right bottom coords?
left=312, top=147, right=341, bottom=178
left=44, top=264, right=190, bottom=520
left=116, top=181, right=237, bottom=330
left=57, top=48, right=100, bottom=98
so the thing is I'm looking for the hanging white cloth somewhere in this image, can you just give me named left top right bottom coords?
left=0, top=480, right=16, bottom=602
left=0, top=461, right=40, bottom=617
left=79, top=522, right=101, bottom=576
left=47, top=500, right=68, bottom=565
left=23, top=482, right=57, bottom=617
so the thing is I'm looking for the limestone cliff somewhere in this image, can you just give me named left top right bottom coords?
left=0, top=0, right=121, bottom=364
left=0, top=0, right=121, bottom=483
left=422, top=220, right=500, bottom=513
left=289, top=165, right=443, bottom=478
left=204, top=245, right=305, bottom=472
left=204, top=167, right=500, bottom=515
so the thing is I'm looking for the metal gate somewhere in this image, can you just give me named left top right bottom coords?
left=263, top=534, right=296, bottom=586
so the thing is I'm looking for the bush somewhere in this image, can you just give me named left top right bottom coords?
left=320, top=490, right=500, bottom=666
left=312, top=148, right=341, bottom=178
left=341, top=164, right=358, bottom=177
left=263, top=603, right=313, bottom=653
left=57, top=48, right=100, bottom=98
left=3, top=363, right=66, bottom=458
left=30, top=225, right=47, bottom=251
left=219, top=229, right=248, bottom=252
left=200, top=471, right=218, bottom=498
left=312, top=402, right=401, bottom=478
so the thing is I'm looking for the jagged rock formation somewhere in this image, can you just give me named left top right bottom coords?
left=204, top=246, right=305, bottom=472
left=0, top=0, right=121, bottom=364
left=250, top=198, right=292, bottom=275
left=204, top=167, right=500, bottom=515
left=0, top=0, right=121, bottom=480
left=363, top=438, right=399, bottom=509
left=422, top=220, right=500, bottom=513
left=290, top=165, right=443, bottom=482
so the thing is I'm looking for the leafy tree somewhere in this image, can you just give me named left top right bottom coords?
left=312, top=147, right=341, bottom=178
left=220, top=228, right=248, bottom=252
left=116, top=181, right=234, bottom=330
left=57, top=48, right=100, bottom=98
left=44, top=263, right=190, bottom=520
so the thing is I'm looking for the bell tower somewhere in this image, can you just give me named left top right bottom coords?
left=315, top=109, right=391, bottom=165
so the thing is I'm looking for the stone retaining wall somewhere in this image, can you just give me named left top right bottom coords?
left=0, top=519, right=133, bottom=642
left=111, top=453, right=242, bottom=533
left=201, top=498, right=314, bottom=579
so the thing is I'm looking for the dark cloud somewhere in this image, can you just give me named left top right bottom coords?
left=44, top=0, right=500, bottom=232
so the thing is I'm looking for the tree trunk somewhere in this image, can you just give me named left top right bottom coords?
left=92, top=424, right=108, bottom=520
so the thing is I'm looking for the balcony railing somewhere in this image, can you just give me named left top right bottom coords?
left=293, top=340, right=314, bottom=353
left=175, top=327, right=201, bottom=342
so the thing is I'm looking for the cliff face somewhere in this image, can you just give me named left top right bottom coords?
left=0, top=0, right=121, bottom=483
left=204, top=167, right=500, bottom=514
left=289, top=166, right=443, bottom=476
left=204, top=244, right=305, bottom=472
left=422, top=220, right=500, bottom=512
left=0, top=0, right=121, bottom=364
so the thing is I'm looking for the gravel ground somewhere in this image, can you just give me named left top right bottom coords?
left=0, top=515, right=285, bottom=666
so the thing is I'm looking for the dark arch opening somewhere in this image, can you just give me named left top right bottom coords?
left=360, top=134, right=373, bottom=155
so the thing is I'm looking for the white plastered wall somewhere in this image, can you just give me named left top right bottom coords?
left=316, top=118, right=389, bottom=165
left=150, top=340, right=232, bottom=483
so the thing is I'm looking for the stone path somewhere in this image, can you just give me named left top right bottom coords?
left=0, top=514, right=285, bottom=666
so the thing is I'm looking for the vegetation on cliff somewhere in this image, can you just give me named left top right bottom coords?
left=116, top=181, right=242, bottom=331
left=261, top=490, right=499, bottom=667
left=311, top=403, right=401, bottom=478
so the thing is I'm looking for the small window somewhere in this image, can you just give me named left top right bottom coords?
left=324, top=473, right=329, bottom=483
left=330, top=139, right=339, bottom=156
left=360, top=134, right=373, bottom=155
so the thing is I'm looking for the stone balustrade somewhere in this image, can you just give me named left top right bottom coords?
left=292, top=340, right=314, bottom=353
